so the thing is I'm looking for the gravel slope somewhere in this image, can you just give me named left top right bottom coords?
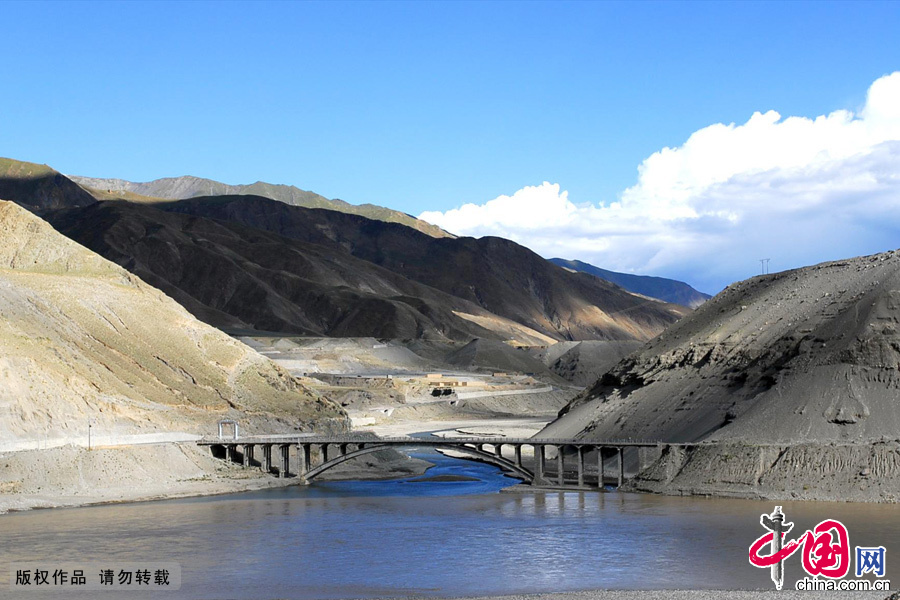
left=542, top=249, right=900, bottom=501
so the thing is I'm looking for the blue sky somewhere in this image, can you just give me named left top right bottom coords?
left=4, top=1, right=900, bottom=292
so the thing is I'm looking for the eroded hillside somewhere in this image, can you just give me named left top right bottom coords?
left=159, top=194, right=690, bottom=341
left=0, top=200, right=346, bottom=447
left=541, top=250, right=900, bottom=501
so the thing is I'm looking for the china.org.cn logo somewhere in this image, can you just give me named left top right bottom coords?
left=748, top=506, right=889, bottom=591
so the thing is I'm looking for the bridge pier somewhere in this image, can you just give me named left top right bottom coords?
left=226, top=444, right=236, bottom=463
left=597, top=447, right=606, bottom=487
left=514, top=445, right=522, bottom=468
left=617, top=447, right=624, bottom=488
left=261, top=444, right=272, bottom=473
left=297, top=443, right=308, bottom=474
left=576, top=446, right=585, bottom=487
left=539, top=444, right=547, bottom=474
left=533, top=445, right=547, bottom=485
left=279, top=444, right=290, bottom=478
left=243, top=444, right=253, bottom=467
left=556, top=445, right=564, bottom=486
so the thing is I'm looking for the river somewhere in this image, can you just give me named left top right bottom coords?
left=1, top=450, right=897, bottom=599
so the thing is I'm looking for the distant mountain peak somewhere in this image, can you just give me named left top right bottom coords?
left=550, top=258, right=711, bottom=308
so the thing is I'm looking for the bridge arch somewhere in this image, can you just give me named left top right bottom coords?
left=303, top=442, right=537, bottom=483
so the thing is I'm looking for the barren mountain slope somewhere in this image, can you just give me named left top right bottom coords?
left=0, top=158, right=96, bottom=210
left=543, top=250, right=900, bottom=445
left=5, top=158, right=687, bottom=344
left=0, top=200, right=346, bottom=446
left=533, top=340, right=645, bottom=386
left=45, top=201, right=555, bottom=343
left=70, top=174, right=452, bottom=238
left=445, top=339, right=566, bottom=383
left=538, top=250, right=900, bottom=501
left=160, top=195, right=690, bottom=342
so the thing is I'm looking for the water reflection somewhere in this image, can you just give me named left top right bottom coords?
left=1, top=451, right=898, bottom=599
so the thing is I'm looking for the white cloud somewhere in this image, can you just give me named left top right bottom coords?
left=419, top=72, right=900, bottom=293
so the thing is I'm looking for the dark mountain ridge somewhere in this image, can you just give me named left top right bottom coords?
left=160, top=195, right=689, bottom=341
left=0, top=158, right=96, bottom=210
left=69, top=173, right=452, bottom=239
left=551, top=258, right=711, bottom=308
left=46, top=201, right=531, bottom=341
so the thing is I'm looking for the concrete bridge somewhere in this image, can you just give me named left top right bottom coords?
left=199, top=430, right=667, bottom=489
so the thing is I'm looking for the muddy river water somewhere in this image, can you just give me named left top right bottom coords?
left=1, top=450, right=898, bottom=599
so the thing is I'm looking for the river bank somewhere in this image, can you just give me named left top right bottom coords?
left=0, top=415, right=540, bottom=514
left=0, top=439, right=429, bottom=514
left=0, top=443, right=281, bottom=513
left=626, top=440, right=900, bottom=503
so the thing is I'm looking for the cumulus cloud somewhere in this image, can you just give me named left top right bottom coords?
left=419, top=72, right=900, bottom=293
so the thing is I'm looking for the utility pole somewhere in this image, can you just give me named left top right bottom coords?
left=759, top=258, right=770, bottom=275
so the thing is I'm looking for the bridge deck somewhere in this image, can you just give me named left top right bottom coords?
left=198, top=436, right=674, bottom=447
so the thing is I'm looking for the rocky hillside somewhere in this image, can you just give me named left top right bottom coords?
left=159, top=195, right=690, bottom=341
left=71, top=173, right=452, bottom=238
left=0, top=200, right=346, bottom=447
left=531, top=340, right=644, bottom=386
left=3, top=157, right=688, bottom=344
left=541, top=250, right=900, bottom=501
left=45, top=201, right=555, bottom=343
left=0, top=158, right=96, bottom=210
left=550, top=258, right=711, bottom=308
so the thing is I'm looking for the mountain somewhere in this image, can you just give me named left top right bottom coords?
left=157, top=195, right=690, bottom=341
left=0, top=157, right=96, bottom=210
left=4, top=158, right=688, bottom=344
left=70, top=174, right=452, bottom=239
left=550, top=258, right=711, bottom=308
left=45, top=201, right=556, bottom=344
left=531, top=340, right=645, bottom=386
left=445, top=339, right=565, bottom=382
left=0, top=199, right=346, bottom=446
left=540, top=249, right=900, bottom=501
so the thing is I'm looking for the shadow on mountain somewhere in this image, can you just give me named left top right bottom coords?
left=157, top=194, right=689, bottom=341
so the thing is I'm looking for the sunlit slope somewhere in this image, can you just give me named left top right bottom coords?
left=0, top=200, right=346, bottom=445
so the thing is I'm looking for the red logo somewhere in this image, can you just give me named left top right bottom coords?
left=749, top=506, right=850, bottom=589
